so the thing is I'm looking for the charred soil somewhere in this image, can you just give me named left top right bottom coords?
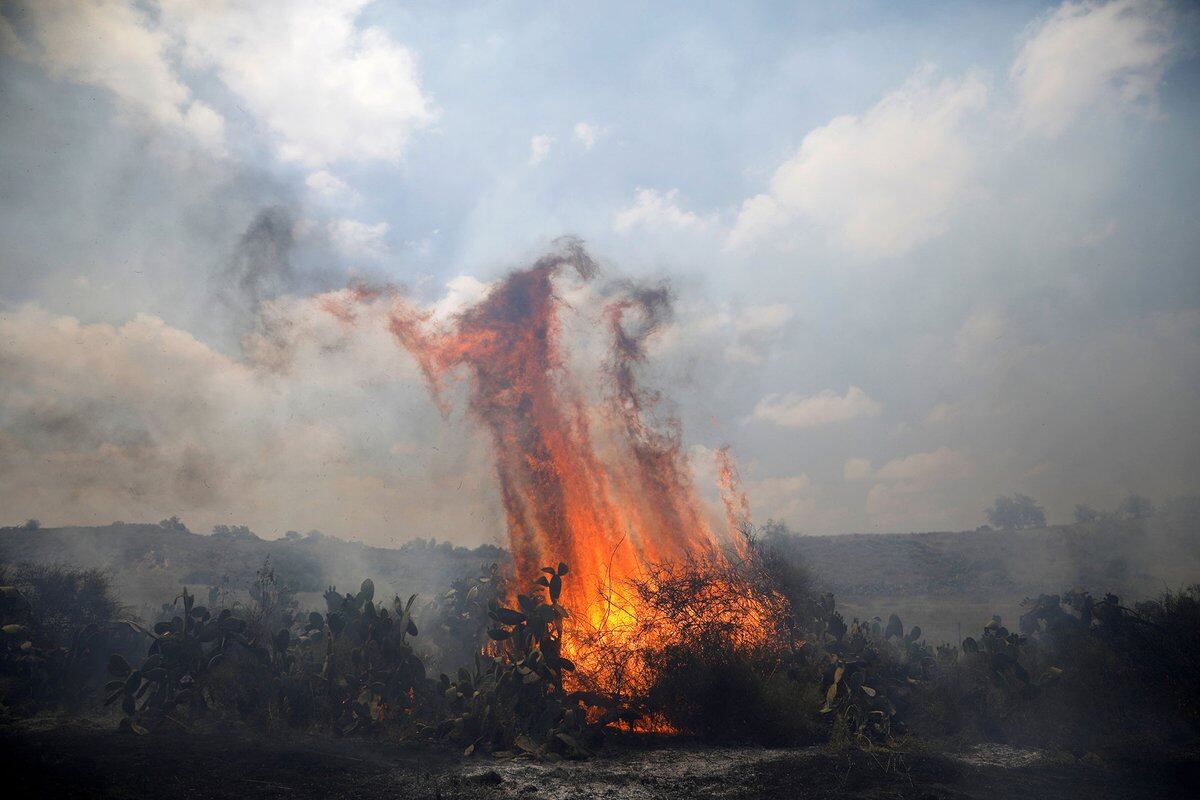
left=4, top=719, right=1196, bottom=800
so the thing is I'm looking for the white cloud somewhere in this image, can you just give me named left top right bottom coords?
left=728, top=66, right=987, bottom=258
left=158, top=0, right=435, bottom=166
left=745, top=473, right=813, bottom=522
left=181, top=100, right=226, bottom=151
left=752, top=386, right=882, bottom=429
left=733, top=304, right=793, bottom=334
left=529, top=134, right=555, bottom=165
left=431, top=275, right=492, bottom=321
left=951, top=309, right=1038, bottom=370
left=305, top=170, right=354, bottom=200
left=613, top=188, right=716, bottom=234
left=328, top=218, right=390, bottom=260
left=874, top=446, right=972, bottom=484
left=8, top=0, right=435, bottom=165
left=649, top=301, right=793, bottom=366
left=923, top=402, right=960, bottom=427
left=8, top=0, right=226, bottom=152
left=843, top=458, right=873, bottom=481
left=867, top=447, right=974, bottom=530
left=573, top=121, right=607, bottom=150
left=1011, top=0, right=1177, bottom=138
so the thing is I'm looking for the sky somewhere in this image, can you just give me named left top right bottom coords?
left=1, top=0, right=1198, bottom=543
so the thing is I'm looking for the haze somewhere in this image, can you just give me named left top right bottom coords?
left=1, top=0, right=1198, bottom=545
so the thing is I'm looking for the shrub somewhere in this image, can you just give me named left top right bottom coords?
left=645, top=630, right=820, bottom=744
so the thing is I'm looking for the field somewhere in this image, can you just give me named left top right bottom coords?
left=2, top=514, right=1198, bottom=798
left=6, top=719, right=1197, bottom=799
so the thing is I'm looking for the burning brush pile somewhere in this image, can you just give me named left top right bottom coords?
left=328, top=239, right=784, bottom=699
left=4, top=243, right=1200, bottom=761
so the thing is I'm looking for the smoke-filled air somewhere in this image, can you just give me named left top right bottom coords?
left=2, top=2, right=1199, bottom=798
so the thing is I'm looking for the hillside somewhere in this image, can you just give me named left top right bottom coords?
left=792, top=514, right=1200, bottom=643
left=0, top=522, right=505, bottom=617
left=2, top=514, right=1196, bottom=643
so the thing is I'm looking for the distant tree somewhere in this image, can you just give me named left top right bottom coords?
left=985, top=494, right=1046, bottom=530
left=212, top=524, right=260, bottom=541
left=158, top=516, right=188, bottom=533
left=1073, top=504, right=1099, bottom=524
left=21, top=518, right=40, bottom=531
left=1116, top=493, right=1154, bottom=521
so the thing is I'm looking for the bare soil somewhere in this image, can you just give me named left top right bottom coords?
left=4, top=719, right=1195, bottom=800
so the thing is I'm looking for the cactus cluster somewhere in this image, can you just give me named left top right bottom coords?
left=2, top=583, right=104, bottom=707
left=427, top=563, right=616, bottom=758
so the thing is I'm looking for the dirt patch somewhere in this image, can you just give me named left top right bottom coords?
left=3, top=721, right=1195, bottom=800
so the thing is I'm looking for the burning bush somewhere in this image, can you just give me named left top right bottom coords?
left=556, top=528, right=823, bottom=743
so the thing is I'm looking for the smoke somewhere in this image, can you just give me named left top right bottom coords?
left=354, top=240, right=739, bottom=630
left=216, top=206, right=297, bottom=328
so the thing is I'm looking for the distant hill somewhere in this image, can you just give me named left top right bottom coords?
left=791, top=513, right=1200, bottom=644
left=791, top=516, right=1200, bottom=599
left=0, top=522, right=505, bottom=617
left=2, top=513, right=1196, bottom=643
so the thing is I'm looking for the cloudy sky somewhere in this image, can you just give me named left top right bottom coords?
left=1, top=0, right=1198, bottom=542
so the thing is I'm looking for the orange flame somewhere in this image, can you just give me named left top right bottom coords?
left=716, top=444, right=752, bottom=558
left=351, top=244, right=766, bottom=691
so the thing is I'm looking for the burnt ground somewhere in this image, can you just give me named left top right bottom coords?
left=3, top=720, right=1197, bottom=800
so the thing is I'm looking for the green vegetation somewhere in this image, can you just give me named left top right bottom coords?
left=1, top=527, right=1199, bottom=771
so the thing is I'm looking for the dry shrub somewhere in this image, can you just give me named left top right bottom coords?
left=2, top=563, right=125, bottom=645
left=565, top=543, right=822, bottom=743
left=910, top=586, right=1200, bottom=758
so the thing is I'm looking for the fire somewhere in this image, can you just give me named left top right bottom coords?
left=345, top=241, right=768, bottom=689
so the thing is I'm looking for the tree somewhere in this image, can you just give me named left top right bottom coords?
left=158, top=516, right=188, bottom=533
left=211, top=524, right=260, bottom=541
left=1073, top=504, right=1099, bottom=524
left=985, top=494, right=1046, bottom=530
left=1116, top=493, right=1154, bottom=521
left=21, top=518, right=40, bottom=531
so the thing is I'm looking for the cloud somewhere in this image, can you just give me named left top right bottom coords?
left=7, top=0, right=226, bottom=152
left=687, top=444, right=815, bottom=529
left=1011, top=0, right=1178, bottom=138
left=951, top=310, right=1039, bottom=371
left=843, top=458, right=873, bottom=481
left=573, top=121, right=607, bottom=150
left=613, top=188, right=716, bottom=234
left=305, top=170, right=355, bottom=201
left=732, top=304, right=793, bottom=334
left=649, top=301, right=793, bottom=366
left=7, top=1, right=434, bottom=166
left=0, top=298, right=498, bottom=541
left=752, top=386, right=882, bottom=429
left=159, top=0, right=435, bottom=166
left=431, top=275, right=492, bottom=321
left=745, top=472, right=813, bottom=522
left=923, top=402, right=960, bottom=427
left=874, top=446, right=972, bottom=485
left=327, top=218, right=390, bottom=260
left=728, top=66, right=987, bottom=258
left=867, top=447, right=974, bottom=530
left=529, top=134, right=554, bottom=165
